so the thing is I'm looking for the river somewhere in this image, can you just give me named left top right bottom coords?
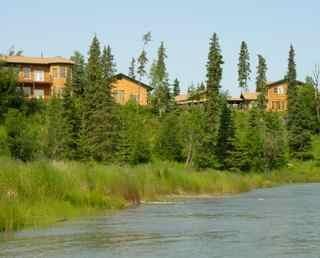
left=1, top=184, right=320, bottom=258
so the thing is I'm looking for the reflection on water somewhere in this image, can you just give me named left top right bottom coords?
left=1, top=184, right=320, bottom=258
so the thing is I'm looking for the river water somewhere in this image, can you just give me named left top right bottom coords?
left=1, top=184, right=320, bottom=258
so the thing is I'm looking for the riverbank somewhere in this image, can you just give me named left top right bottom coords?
left=1, top=157, right=320, bottom=232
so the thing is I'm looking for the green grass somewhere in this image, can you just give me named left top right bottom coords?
left=0, top=157, right=320, bottom=232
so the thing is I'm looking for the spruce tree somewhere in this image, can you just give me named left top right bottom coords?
left=256, top=54, right=268, bottom=109
left=137, top=50, right=148, bottom=80
left=60, top=73, right=81, bottom=160
left=238, top=41, right=251, bottom=92
left=287, top=45, right=312, bottom=159
left=150, top=42, right=171, bottom=116
left=70, top=51, right=86, bottom=98
left=81, top=36, right=118, bottom=162
left=173, top=78, right=181, bottom=97
left=195, top=33, right=223, bottom=168
left=216, top=99, right=236, bottom=169
left=128, top=57, right=136, bottom=79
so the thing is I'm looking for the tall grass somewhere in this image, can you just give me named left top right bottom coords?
left=0, top=158, right=320, bottom=232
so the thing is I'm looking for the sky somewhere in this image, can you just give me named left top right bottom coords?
left=1, top=0, right=320, bottom=95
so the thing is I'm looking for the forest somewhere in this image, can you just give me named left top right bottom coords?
left=1, top=33, right=320, bottom=231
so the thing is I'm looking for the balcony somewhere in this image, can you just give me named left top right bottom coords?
left=18, top=72, right=53, bottom=84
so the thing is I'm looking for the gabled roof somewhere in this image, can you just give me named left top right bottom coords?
left=0, top=55, right=74, bottom=65
left=267, top=79, right=304, bottom=87
left=240, top=92, right=259, bottom=101
left=114, top=73, right=153, bottom=91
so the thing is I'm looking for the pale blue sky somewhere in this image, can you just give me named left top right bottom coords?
left=1, top=0, right=319, bottom=94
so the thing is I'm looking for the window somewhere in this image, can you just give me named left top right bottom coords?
left=52, top=67, right=58, bottom=79
left=23, top=67, right=31, bottom=79
left=22, top=87, right=31, bottom=96
left=273, top=87, right=278, bottom=94
left=130, top=94, right=139, bottom=103
left=113, top=90, right=125, bottom=104
left=59, top=66, right=66, bottom=78
left=33, top=88, right=45, bottom=99
left=278, top=86, right=285, bottom=95
left=34, top=70, right=45, bottom=81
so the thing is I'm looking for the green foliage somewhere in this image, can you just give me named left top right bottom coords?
left=287, top=45, right=312, bottom=159
left=81, top=36, right=118, bottom=162
left=4, top=109, right=38, bottom=161
left=238, top=41, right=251, bottom=91
left=150, top=42, right=172, bottom=116
left=216, top=99, right=236, bottom=169
left=117, top=102, right=151, bottom=165
left=70, top=51, right=86, bottom=98
left=128, top=57, right=136, bottom=79
left=198, top=33, right=224, bottom=168
left=256, top=54, right=268, bottom=109
left=0, top=64, right=24, bottom=121
left=173, top=78, right=180, bottom=97
left=155, top=111, right=183, bottom=161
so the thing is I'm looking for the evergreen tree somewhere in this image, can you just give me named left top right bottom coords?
left=238, top=41, right=251, bottom=92
left=137, top=50, right=148, bottom=80
left=0, top=63, right=24, bottom=121
left=70, top=51, right=86, bottom=98
left=216, top=99, right=236, bottom=169
left=256, top=55, right=268, bottom=109
left=287, top=45, right=312, bottom=159
left=150, top=42, right=171, bottom=116
left=45, top=96, right=65, bottom=159
left=155, top=111, right=183, bottom=161
left=81, top=36, right=118, bottom=162
left=195, top=33, right=223, bottom=168
left=173, top=78, right=180, bottom=97
left=60, top=73, right=81, bottom=160
left=128, top=57, right=136, bottom=79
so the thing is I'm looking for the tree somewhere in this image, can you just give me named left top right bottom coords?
left=150, top=42, right=171, bottom=116
left=312, top=65, right=320, bottom=132
left=117, top=102, right=151, bottom=165
left=5, top=109, right=38, bottom=161
left=137, top=32, right=152, bottom=80
left=196, top=33, right=224, bottom=168
left=0, top=63, right=24, bottom=121
left=60, top=73, right=81, bottom=160
left=128, top=57, right=136, bottom=79
left=256, top=55, right=268, bottom=109
left=81, top=36, right=118, bottom=162
left=287, top=45, right=312, bottom=159
left=173, top=78, right=180, bottom=97
left=70, top=51, right=86, bottom=98
left=238, top=41, right=251, bottom=92
left=155, top=111, right=183, bottom=161
left=216, top=98, right=236, bottom=169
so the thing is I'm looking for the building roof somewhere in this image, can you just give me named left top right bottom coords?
left=240, top=92, right=259, bottom=101
left=267, top=79, right=304, bottom=87
left=114, top=73, right=153, bottom=91
left=227, top=96, right=243, bottom=102
left=0, top=55, right=74, bottom=65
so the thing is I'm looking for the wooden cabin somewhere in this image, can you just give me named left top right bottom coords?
left=0, top=56, right=152, bottom=105
left=266, top=79, right=304, bottom=111
left=112, top=73, right=152, bottom=106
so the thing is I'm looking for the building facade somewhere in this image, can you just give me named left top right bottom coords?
left=266, top=79, right=305, bottom=111
left=112, top=73, right=152, bottom=106
left=1, top=55, right=74, bottom=99
left=1, top=56, right=152, bottom=105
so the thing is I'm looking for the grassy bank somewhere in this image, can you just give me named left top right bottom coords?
left=1, top=158, right=320, bottom=232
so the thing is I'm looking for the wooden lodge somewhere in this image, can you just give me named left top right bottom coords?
left=0, top=55, right=152, bottom=106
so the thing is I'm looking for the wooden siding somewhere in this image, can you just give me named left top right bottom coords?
left=112, top=77, right=149, bottom=106
left=267, top=82, right=288, bottom=111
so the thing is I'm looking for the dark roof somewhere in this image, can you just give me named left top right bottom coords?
left=267, top=79, right=304, bottom=87
left=114, top=73, right=153, bottom=91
